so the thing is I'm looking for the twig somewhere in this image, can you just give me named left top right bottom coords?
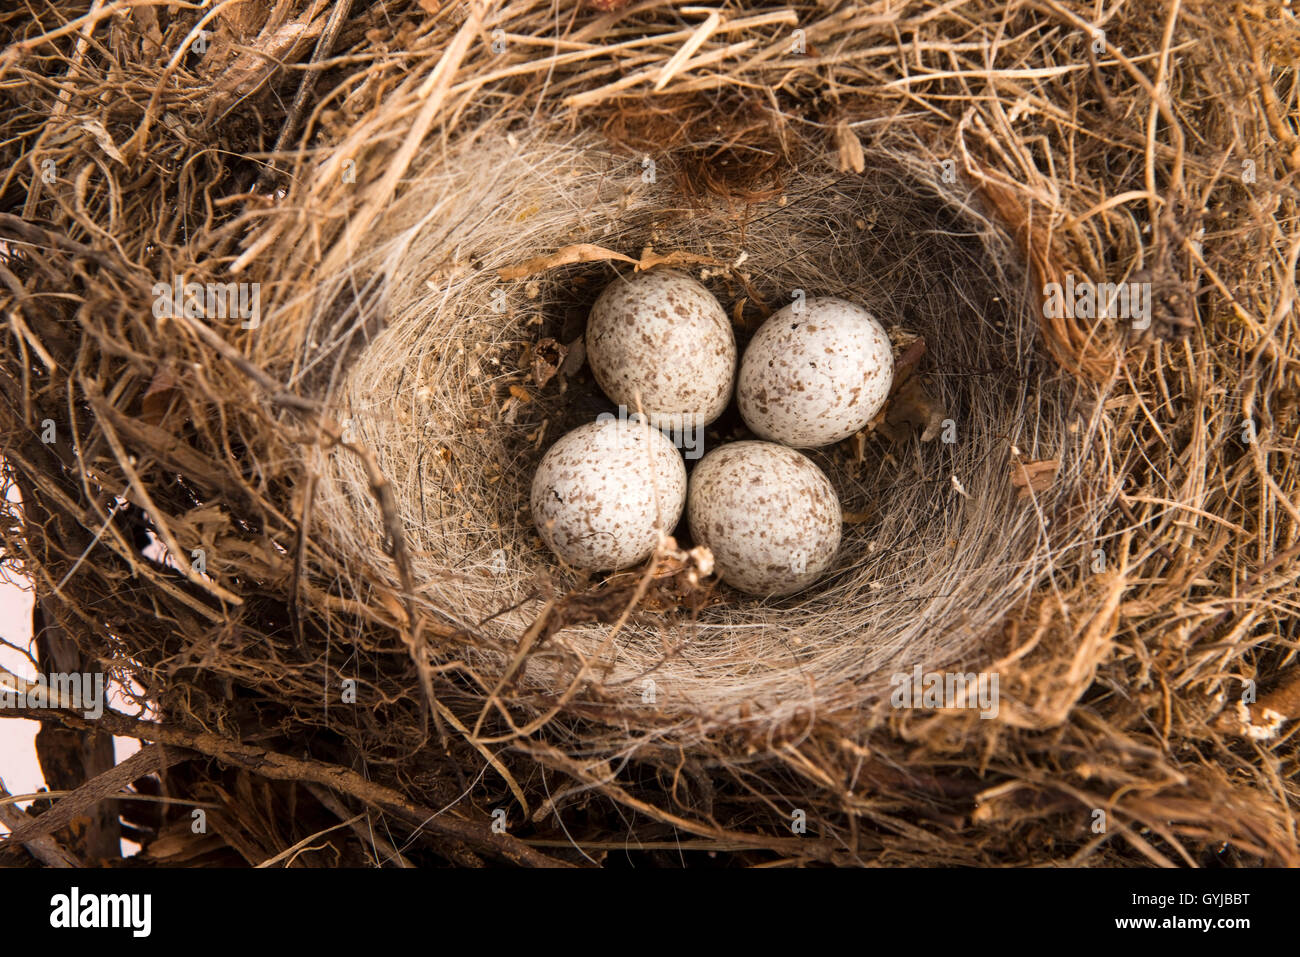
left=0, top=781, right=84, bottom=868
left=304, top=782, right=414, bottom=868
left=1, top=744, right=190, bottom=847
left=0, top=703, right=572, bottom=868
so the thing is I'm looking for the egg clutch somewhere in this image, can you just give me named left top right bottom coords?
left=529, top=269, right=895, bottom=596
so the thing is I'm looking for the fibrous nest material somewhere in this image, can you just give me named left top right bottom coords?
left=0, top=0, right=1297, bottom=867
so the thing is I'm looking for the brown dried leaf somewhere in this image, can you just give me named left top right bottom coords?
left=890, top=336, right=927, bottom=392
left=497, top=243, right=637, bottom=280
left=1010, top=459, right=1060, bottom=498
left=508, top=384, right=533, bottom=404
left=731, top=296, right=748, bottom=327
left=139, top=823, right=227, bottom=863
left=635, top=248, right=724, bottom=271
left=499, top=245, right=723, bottom=281
left=78, top=120, right=126, bottom=165
left=131, top=4, right=164, bottom=53
left=375, top=588, right=409, bottom=627
left=140, top=368, right=179, bottom=427
left=878, top=377, right=946, bottom=444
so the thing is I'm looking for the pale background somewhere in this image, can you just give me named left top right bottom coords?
left=1, top=475, right=142, bottom=855
left=0, top=571, right=44, bottom=823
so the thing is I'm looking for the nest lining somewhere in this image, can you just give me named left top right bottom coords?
left=304, top=125, right=1098, bottom=727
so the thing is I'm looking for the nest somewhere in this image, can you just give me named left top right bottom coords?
left=1, top=0, right=1298, bottom=867
left=311, top=125, right=1087, bottom=727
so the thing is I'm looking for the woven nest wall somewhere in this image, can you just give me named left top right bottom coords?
left=1, top=0, right=1298, bottom=867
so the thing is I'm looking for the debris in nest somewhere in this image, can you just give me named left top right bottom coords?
left=425, top=257, right=471, bottom=289
left=558, top=337, right=586, bottom=379
left=500, top=384, right=534, bottom=424
left=876, top=377, right=947, bottom=444
left=1010, top=458, right=1060, bottom=498
left=204, top=10, right=325, bottom=109
left=1215, top=671, right=1300, bottom=741
left=889, top=335, right=927, bottom=389
left=855, top=335, right=943, bottom=445
left=603, top=538, right=720, bottom=613
left=850, top=430, right=866, bottom=462
left=497, top=243, right=636, bottom=280
left=526, top=338, right=567, bottom=387
left=78, top=119, right=125, bottom=166
left=834, top=119, right=865, bottom=174
left=497, top=243, right=724, bottom=281
left=636, top=247, right=722, bottom=272
left=523, top=537, right=719, bottom=649
left=731, top=297, right=748, bottom=328
left=688, top=544, right=714, bottom=580
left=140, top=366, right=180, bottom=427
left=1234, top=703, right=1287, bottom=741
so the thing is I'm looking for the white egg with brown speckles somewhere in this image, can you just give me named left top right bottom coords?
left=737, top=297, right=893, bottom=448
left=688, top=441, right=841, bottom=596
left=531, top=416, right=686, bottom=571
left=587, top=269, right=736, bottom=430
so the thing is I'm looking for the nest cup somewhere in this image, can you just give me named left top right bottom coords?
left=309, top=125, right=1092, bottom=728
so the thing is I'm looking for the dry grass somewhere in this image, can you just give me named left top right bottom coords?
left=0, top=0, right=1297, bottom=867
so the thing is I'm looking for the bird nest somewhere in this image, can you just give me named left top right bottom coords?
left=1, top=0, right=1297, bottom=866
left=309, top=123, right=1090, bottom=730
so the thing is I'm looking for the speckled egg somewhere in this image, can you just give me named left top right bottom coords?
left=531, top=416, right=686, bottom=570
left=586, top=269, right=736, bottom=430
left=737, top=297, right=894, bottom=448
left=687, top=441, right=842, bottom=596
